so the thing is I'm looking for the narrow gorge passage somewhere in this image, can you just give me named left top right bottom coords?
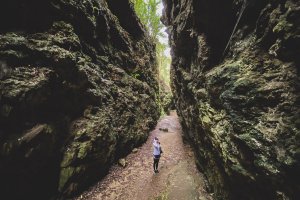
left=0, top=0, right=299, bottom=199
left=75, top=112, right=213, bottom=200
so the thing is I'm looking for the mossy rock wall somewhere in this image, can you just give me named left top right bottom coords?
left=162, top=0, right=300, bottom=199
left=0, top=0, right=160, bottom=199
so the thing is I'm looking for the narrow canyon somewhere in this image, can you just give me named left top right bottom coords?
left=0, top=0, right=299, bottom=199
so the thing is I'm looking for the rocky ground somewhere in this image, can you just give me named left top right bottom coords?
left=74, top=111, right=213, bottom=200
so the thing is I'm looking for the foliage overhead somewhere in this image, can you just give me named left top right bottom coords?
left=131, top=0, right=164, bottom=41
left=131, top=0, right=171, bottom=89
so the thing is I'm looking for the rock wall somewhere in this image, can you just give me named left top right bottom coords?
left=0, top=0, right=159, bottom=199
left=163, top=0, right=300, bottom=199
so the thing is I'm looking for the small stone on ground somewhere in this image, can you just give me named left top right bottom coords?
left=118, top=158, right=126, bottom=168
left=132, top=148, right=138, bottom=153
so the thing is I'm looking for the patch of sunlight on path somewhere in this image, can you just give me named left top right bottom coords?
left=74, top=111, right=213, bottom=200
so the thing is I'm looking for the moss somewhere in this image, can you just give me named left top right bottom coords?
left=195, top=88, right=208, bottom=99
left=268, top=39, right=282, bottom=57
left=201, top=116, right=212, bottom=129
left=61, top=151, right=76, bottom=168
left=77, top=142, right=92, bottom=159
left=198, top=102, right=225, bottom=129
left=273, top=19, right=293, bottom=34
left=1, top=67, right=51, bottom=100
left=254, top=156, right=280, bottom=175
left=0, top=49, right=26, bottom=59
left=0, top=0, right=160, bottom=198
left=58, top=167, right=75, bottom=191
left=164, top=0, right=300, bottom=199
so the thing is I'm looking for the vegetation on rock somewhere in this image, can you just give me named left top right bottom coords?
left=163, top=0, right=300, bottom=199
left=0, top=0, right=160, bottom=199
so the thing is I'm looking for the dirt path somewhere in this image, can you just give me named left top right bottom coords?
left=75, top=112, right=213, bottom=200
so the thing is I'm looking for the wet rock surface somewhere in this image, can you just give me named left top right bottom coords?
left=163, top=0, right=300, bottom=199
left=0, top=0, right=159, bottom=199
left=74, top=112, right=213, bottom=200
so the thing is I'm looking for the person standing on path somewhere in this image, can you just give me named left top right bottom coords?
left=153, top=137, right=163, bottom=173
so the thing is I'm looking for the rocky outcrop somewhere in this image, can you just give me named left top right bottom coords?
left=0, top=0, right=159, bottom=199
left=163, top=0, right=299, bottom=199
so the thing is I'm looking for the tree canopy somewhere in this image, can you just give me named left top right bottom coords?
left=132, top=0, right=164, bottom=41
left=131, top=0, right=171, bottom=88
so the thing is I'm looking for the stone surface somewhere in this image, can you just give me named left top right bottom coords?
left=118, top=158, right=127, bottom=168
left=0, top=0, right=159, bottom=199
left=163, top=0, right=300, bottom=199
left=132, top=148, right=138, bottom=153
